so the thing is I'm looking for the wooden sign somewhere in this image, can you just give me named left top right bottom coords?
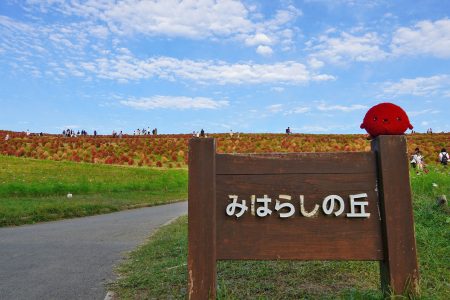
left=188, top=135, right=419, bottom=299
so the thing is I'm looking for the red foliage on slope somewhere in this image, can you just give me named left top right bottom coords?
left=0, top=130, right=448, bottom=168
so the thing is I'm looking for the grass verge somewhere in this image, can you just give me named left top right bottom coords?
left=0, top=155, right=187, bottom=226
left=111, top=167, right=449, bottom=299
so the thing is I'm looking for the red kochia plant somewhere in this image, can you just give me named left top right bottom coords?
left=171, top=152, right=178, bottom=162
left=0, top=131, right=448, bottom=167
left=105, top=156, right=115, bottom=164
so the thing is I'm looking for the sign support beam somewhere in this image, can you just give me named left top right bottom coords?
left=371, top=135, right=419, bottom=296
left=188, top=138, right=216, bottom=300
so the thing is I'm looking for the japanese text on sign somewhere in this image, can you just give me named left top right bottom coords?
left=226, top=194, right=371, bottom=219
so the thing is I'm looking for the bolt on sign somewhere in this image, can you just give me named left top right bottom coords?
left=188, top=135, right=419, bottom=299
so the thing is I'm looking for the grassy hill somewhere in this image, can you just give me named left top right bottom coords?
left=1, top=132, right=448, bottom=297
left=1, top=131, right=448, bottom=168
left=0, top=155, right=187, bottom=226
left=111, top=166, right=450, bottom=299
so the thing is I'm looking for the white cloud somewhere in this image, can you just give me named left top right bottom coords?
left=307, top=18, right=450, bottom=65
left=408, top=109, right=440, bottom=117
left=256, top=45, right=273, bottom=56
left=308, top=57, right=324, bottom=69
left=0, top=15, right=111, bottom=78
left=311, top=74, right=336, bottom=81
left=270, top=87, right=285, bottom=92
left=294, top=125, right=330, bottom=132
left=285, top=106, right=311, bottom=114
left=293, top=123, right=355, bottom=133
left=57, top=125, right=80, bottom=130
left=80, top=55, right=335, bottom=85
left=120, top=96, right=229, bottom=110
left=90, top=25, right=109, bottom=39
left=0, top=4, right=321, bottom=83
left=0, top=15, right=333, bottom=85
left=245, top=33, right=272, bottom=46
left=308, top=30, right=388, bottom=64
left=391, top=18, right=450, bottom=58
left=25, top=0, right=301, bottom=54
left=267, top=103, right=364, bottom=116
left=306, top=18, right=450, bottom=64
left=304, top=0, right=382, bottom=8
left=104, top=0, right=253, bottom=37
left=266, top=104, right=283, bottom=113
left=382, top=75, right=450, bottom=97
left=317, top=103, right=368, bottom=112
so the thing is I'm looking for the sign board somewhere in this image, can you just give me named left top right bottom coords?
left=188, top=135, right=419, bottom=299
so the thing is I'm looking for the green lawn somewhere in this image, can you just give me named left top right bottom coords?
left=0, top=155, right=187, bottom=226
left=111, top=166, right=450, bottom=299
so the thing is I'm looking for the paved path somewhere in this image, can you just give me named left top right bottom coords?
left=0, top=201, right=187, bottom=300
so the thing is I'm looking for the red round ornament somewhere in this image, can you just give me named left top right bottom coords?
left=360, top=103, right=413, bottom=138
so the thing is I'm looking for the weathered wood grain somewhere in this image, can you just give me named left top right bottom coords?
left=216, top=173, right=383, bottom=260
left=188, top=138, right=216, bottom=300
left=216, top=152, right=376, bottom=174
left=188, top=135, right=418, bottom=298
left=372, top=135, right=419, bottom=296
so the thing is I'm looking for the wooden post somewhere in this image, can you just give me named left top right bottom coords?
left=188, top=138, right=216, bottom=300
left=371, top=135, right=419, bottom=296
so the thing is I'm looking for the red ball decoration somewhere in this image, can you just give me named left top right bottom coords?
left=360, top=103, right=413, bottom=138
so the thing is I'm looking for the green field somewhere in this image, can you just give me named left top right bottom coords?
left=1, top=154, right=448, bottom=298
left=111, top=167, right=450, bottom=299
left=0, top=155, right=188, bottom=226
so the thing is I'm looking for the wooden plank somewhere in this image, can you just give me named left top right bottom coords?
left=371, top=135, right=419, bottom=296
left=216, top=152, right=376, bottom=175
left=216, top=173, right=383, bottom=260
left=188, top=138, right=216, bottom=300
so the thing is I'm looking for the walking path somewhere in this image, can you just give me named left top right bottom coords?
left=0, top=201, right=187, bottom=300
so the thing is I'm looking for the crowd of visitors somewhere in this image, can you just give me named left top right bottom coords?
left=5, top=128, right=449, bottom=171
left=60, top=127, right=158, bottom=138
left=62, top=129, right=89, bottom=137
left=132, top=128, right=157, bottom=136
left=410, top=147, right=449, bottom=174
left=192, top=129, right=207, bottom=138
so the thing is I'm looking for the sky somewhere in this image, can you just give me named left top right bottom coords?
left=1, top=0, right=449, bottom=135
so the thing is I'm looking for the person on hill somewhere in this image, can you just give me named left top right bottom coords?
left=200, top=129, right=205, bottom=137
left=5, top=134, right=10, bottom=141
left=411, top=148, right=424, bottom=174
left=286, top=127, right=291, bottom=135
left=439, top=148, right=449, bottom=166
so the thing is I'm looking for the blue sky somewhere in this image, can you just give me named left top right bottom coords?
left=1, top=0, right=449, bottom=134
